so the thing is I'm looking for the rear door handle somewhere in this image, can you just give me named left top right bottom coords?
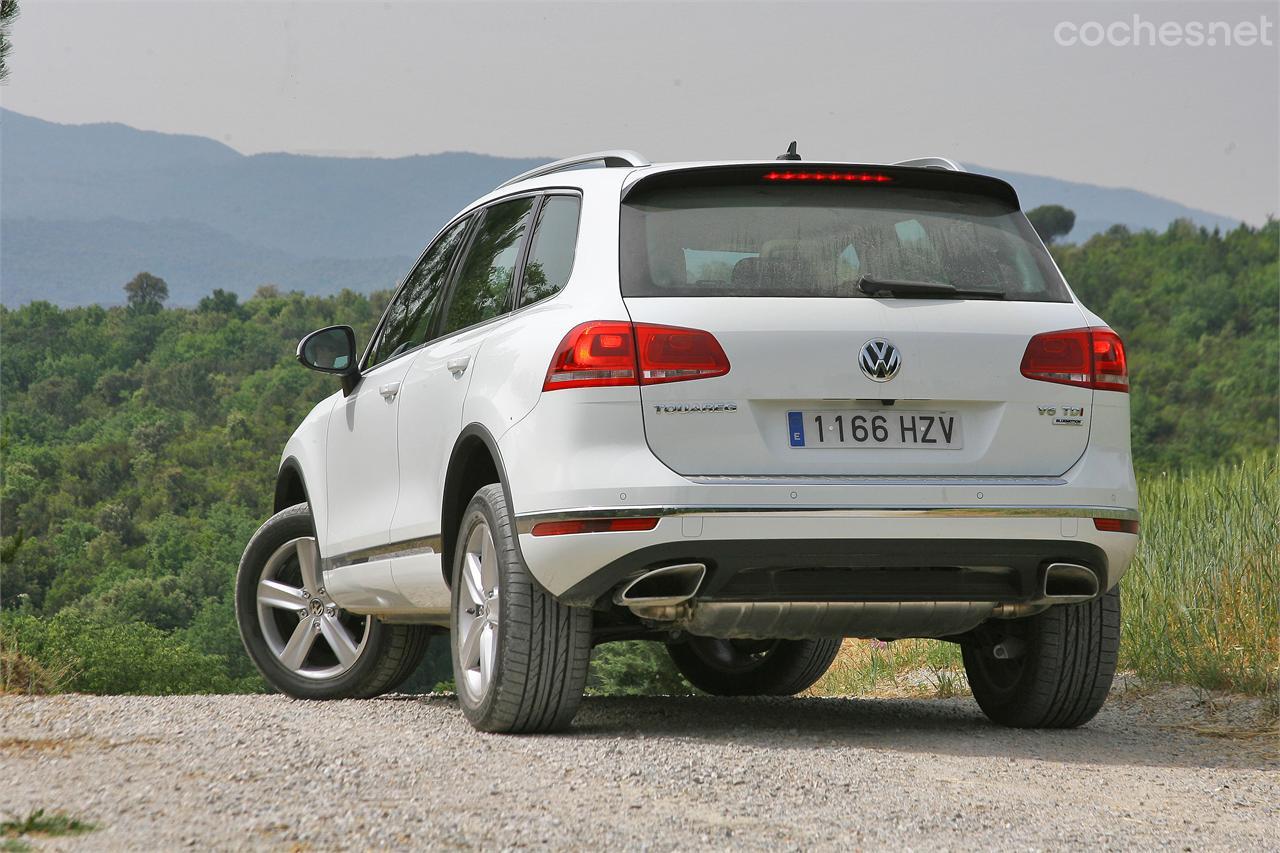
left=378, top=381, right=401, bottom=400
left=447, top=356, right=471, bottom=376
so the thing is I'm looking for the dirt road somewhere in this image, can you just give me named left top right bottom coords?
left=1, top=688, right=1275, bottom=850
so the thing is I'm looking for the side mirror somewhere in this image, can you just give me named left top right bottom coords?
left=297, top=325, right=360, bottom=395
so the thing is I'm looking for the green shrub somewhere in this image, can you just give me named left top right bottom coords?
left=2, top=609, right=247, bottom=694
left=588, top=641, right=693, bottom=696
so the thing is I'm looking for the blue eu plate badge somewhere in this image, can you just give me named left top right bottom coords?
left=787, top=411, right=805, bottom=447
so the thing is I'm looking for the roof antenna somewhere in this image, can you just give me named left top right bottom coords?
left=776, top=141, right=801, bottom=161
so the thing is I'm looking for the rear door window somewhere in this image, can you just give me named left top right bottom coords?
left=518, top=195, right=581, bottom=308
left=440, top=197, right=535, bottom=335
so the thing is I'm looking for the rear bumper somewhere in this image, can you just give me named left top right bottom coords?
left=497, top=386, right=1139, bottom=605
left=515, top=504, right=1139, bottom=604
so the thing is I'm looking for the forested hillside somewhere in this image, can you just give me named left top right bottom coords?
left=1055, top=220, right=1278, bottom=471
left=1, top=220, right=1276, bottom=693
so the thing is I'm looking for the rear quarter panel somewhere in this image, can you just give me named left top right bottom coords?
left=462, top=176, right=632, bottom=445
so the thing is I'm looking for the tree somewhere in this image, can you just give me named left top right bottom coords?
left=0, top=0, right=17, bottom=83
left=1027, top=204, right=1077, bottom=245
left=197, top=288, right=242, bottom=316
left=124, top=272, right=169, bottom=313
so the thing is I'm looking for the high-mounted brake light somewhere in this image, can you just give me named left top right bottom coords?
left=531, top=517, right=660, bottom=536
left=763, top=171, right=893, bottom=183
left=1020, top=328, right=1129, bottom=393
left=543, top=322, right=730, bottom=391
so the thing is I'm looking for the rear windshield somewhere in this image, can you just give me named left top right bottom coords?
left=620, top=182, right=1070, bottom=302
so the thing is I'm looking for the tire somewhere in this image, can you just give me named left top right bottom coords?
left=962, top=587, right=1120, bottom=728
left=666, top=637, right=842, bottom=696
left=450, top=484, right=592, bottom=733
left=236, top=503, right=431, bottom=700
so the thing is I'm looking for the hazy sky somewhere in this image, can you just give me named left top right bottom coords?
left=3, top=0, right=1277, bottom=222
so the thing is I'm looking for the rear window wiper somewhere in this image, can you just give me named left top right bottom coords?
left=856, top=275, right=1005, bottom=300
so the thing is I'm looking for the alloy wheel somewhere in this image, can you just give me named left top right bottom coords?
left=255, top=536, right=370, bottom=680
left=456, top=519, right=500, bottom=703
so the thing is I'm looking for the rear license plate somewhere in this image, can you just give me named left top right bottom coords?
left=788, top=410, right=963, bottom=449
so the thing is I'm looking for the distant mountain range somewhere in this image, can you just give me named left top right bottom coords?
left=0, top=109, right=1242, bottom=306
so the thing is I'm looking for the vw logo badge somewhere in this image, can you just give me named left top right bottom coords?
left=859, top=339, right=901, bottom=382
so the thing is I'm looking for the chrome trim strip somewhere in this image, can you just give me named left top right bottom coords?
left=686, top=475, right=1068, bottom=486
left=514, top=505, right=1139, bottom=536
left=325, top=535, right=443, bottom=571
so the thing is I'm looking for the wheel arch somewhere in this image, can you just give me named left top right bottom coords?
left=440, top=423, right=521, bottom=589
left=274, top=457, right=311, bottom=513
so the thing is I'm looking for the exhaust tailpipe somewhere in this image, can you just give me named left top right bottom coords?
left=1042, top=563, right=1100, bottom=602
left=613, top=563, right=706, bottom=608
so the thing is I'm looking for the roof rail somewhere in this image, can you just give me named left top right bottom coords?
left=498, top=150, right=650, bottom=188
left=893, top=156, right=965, bottom=172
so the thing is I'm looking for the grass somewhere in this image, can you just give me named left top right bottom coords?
left=811, top=454, right=1279, bottom=698
left=1, top=810, right=96, bottom=844
left=1121, top=453, right=1278, bottom=694
left=0, top=642, right=73, bottom=696
left=810, top=638, right=966, bottom=698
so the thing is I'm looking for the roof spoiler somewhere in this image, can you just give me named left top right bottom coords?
left=622, top=162, right=1020, bottom=209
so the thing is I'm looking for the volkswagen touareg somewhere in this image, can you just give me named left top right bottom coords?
left=236, top=149, right=1139, bottom=733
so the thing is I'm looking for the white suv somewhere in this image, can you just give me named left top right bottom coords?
left=236, top=150, right=1139, bottom=733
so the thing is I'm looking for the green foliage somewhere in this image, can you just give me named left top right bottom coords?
left=587, top=641, right=693, bottom=696
left=1, top=609, right=256, bottom=694
left=1026, top=204, right=1076, bottom=244
left=1053, top=219, right=1278, bottom=472
left=1, top=287, right=390, bottom=693
left=123, top=271, right=169, bottom=313
left=0, top=0, right=17, bottom=84
left=0, top=219, right=1275, bottom=696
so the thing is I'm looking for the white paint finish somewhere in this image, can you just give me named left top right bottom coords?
left=279, top=394, right=339, bottom=553
left=459, top=184, right=630, bottom=446
left=498, top=386, right=1136, bottom=517
left=388, top=552, right=451, bottom=614
left=323, top=559, right=402, bottom=612
left=324, top=356, right=416, bottom=556
left=623, top=297, right=1093, bottom=476
left=387, top=329, right=486, bottom=546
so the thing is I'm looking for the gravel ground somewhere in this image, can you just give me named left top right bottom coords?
left=1, top=687, right=1275, bottom=851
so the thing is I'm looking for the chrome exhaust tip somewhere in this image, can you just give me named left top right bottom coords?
left=1042, top=562, right=1100, bottom=602
left=613, top=563, right=706, bottom=609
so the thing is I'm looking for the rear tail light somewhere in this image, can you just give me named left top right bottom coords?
left=1093, top=517, right=1140, bottom=535
left=542, top=321, right=637, bottom=391
left=543, top=322, right=729, bottom=391
left=635, top=324, right=731, bottom=385
left=1020, top=328, right=1128, bottom=392
left=531, top=517, right=660, bottom=536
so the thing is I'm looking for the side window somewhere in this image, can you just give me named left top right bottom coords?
left=519, top=195, right=581, bottom=307
left=367, top=216, right=471, bottom=368
left=441, top=197, right=535, bottom=335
